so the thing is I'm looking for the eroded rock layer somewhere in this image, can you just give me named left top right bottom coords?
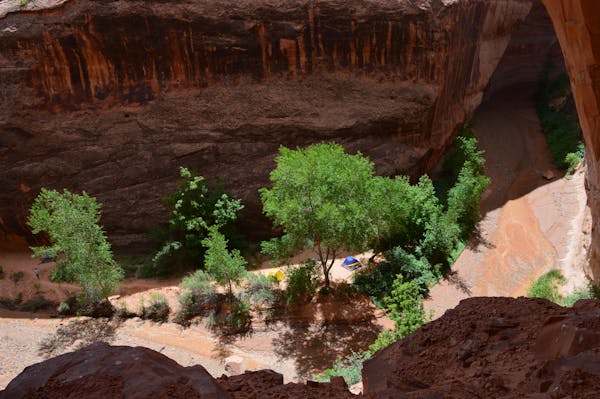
left=0, top=0, right=554, bottom=246
left=541, top=0, right=600, bottom=282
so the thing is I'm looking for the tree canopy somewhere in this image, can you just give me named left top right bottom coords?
left=28, top=188, right=123, bottom=304
left=260, top=143, right=376, bottom=287
left=153, top=167, right=243, bottom=272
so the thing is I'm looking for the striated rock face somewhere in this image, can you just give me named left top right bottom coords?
left=0, top=0, right=550, bottom=247
left=541, top=0, right=600, bottom=282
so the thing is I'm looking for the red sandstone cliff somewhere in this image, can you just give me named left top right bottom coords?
left=541, top=0, right=600, bottom=283
left=0, top=0, right=555, bottom=247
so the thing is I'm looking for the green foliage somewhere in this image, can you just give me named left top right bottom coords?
left=175, top=270, right=218, bottom=326
left=20, top=0, right=29, bottom=6
left=313, top=351, right=371, bottom=386
left=384, top=274, right=428, bottom=339
left=284, top=259, right=321, bottom=305
left=527, top=269, right=600, bottom=307
left=527, top=269, right=566, bottom=303
left=153, top=167, right=244, bottom=272
left=141, top=293, right=170, bottom=323
left=202, top=227, right=248, bottom=297
left=57, top=301, right=71, bottom=315
left=242, top=273, right=279, bottom=309
left=28, top=189, right=123, bottom=304
left=445, top=136, right=491, bottom=236
left=353, top=247, right=436, bottom=301
left=536, top=64, right=584, bottom=174
left=260, top=143, right=376, bottom=287
left=10, top=271, right=24, bottom=285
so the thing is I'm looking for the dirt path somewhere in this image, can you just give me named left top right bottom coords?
left=425, top=88, right=591, bottom=318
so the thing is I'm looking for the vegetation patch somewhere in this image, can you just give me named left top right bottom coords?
left=536, top=62, right=584, bottom=176
left=150, top=167, right=243, bottom=277
left=527, top=269, right=600, bottom=306
left=140, top=293, right=170, bottom=323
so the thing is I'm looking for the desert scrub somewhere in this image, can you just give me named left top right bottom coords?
left=313, top=351, right=371, bottom=386
left=141, top=293, right=170, bottom=323
left=175, top=270, right=219, bottom=326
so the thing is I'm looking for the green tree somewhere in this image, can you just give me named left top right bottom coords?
left=201, top=227, right=247, bottom=297
left=154, top=167, right=243, bottom=269
left=28, top=189, right=123, bottom=304
left=260, top=143, right=376, bottom=287
left=446, top=136, right=490, bottom=235
left=384, top=274, right=428, bottom=338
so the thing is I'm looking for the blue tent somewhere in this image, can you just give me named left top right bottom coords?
left=341, top=256, right=362, bottom=271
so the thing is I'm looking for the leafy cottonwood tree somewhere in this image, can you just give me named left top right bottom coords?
left=260, top=143, right=376, bottom=287
left=202, top=226, right=247, bottom=297
left=28, top=188, right=123, bottom=304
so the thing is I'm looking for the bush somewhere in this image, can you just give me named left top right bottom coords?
left=141, top=293, right=170, bottom=323
left=207, top=299, right=252, bottom=335
left=285, top=259, right=321, bottom=305
left=242, top=273, right=279, bottom=309
left=527, top=269, right=566, bottom=303
left=385, top=274, right=428, bottom=339
left=57, top=301, right=71, bottom=315
left=115, top=302, right=137, bottom=319
left=175, top=270, right=218, bottom=325
left=21, top=296, right=54, bottom=312
left=353, top=247, right=437, bottom=302
left=10, top=271, right=24, bottom=285
left=313, top=351, right=371, bottom=386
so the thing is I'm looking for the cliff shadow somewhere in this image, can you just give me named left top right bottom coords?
left=271, top=289, right=382, bottom=379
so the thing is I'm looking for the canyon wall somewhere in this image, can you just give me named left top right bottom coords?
left=0, top=0, right=550, bottom=247
left=542, top=0, right=600, bottom=281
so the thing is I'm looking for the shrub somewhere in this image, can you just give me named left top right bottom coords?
left=21, top=296, right=54, bottom=312
left=207, top=299, right=252, bottom=335
left=313, top=351, right=371, bottom=386
left=353, top=247, right=437, bottom=302
left=115, top=302, right=137, bottom=319
left=527, top=269, right=566, bottom=303
left=10, top=271, right=24, bottom=285
left=141, top=293, right=170, bottom=323
left=242, top=273, right=279, bottom=309
left=385, top=274, right=428, bottom=339
left=175, top=270, right=218, bottom=325
left=57, top=301, right=71, bottom=315
left=285, top=259, right=321, bottom=305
